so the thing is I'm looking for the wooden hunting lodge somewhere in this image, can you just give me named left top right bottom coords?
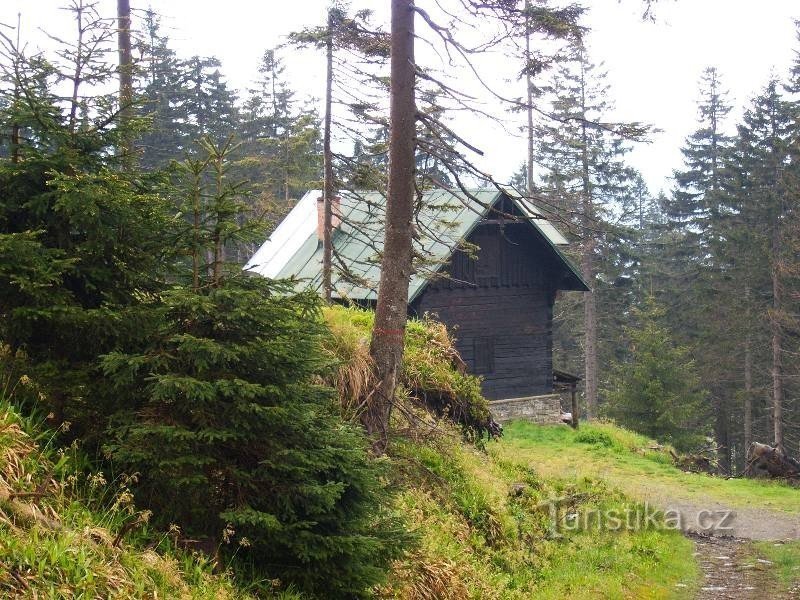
left=245, top=188, right=588, bottom=423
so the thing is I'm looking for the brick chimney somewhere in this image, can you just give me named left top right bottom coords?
left=317, top=194, right=341, bottom=240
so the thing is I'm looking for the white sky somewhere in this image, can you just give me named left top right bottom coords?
left=2, top=1, right=799, bottom=195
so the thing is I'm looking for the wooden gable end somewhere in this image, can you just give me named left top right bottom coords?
left=412, top=210, right=563, bottom=401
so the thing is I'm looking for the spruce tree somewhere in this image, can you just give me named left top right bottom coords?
left=239, top=48, right=322, bottom=206
left=101, top=137, right=405, bottom=598
left=726, top=79, right=799, bottom=454
left=135, top=12, right=241, bottom=171
left=661, top=67, right=737, bottom=472
left=605, top=299, right=710, bottom=452
left=136, top=9, right=194, bottom=169
left=0, top=10, right=177, bottom=438
left=535, top=42, right=642, bottom=418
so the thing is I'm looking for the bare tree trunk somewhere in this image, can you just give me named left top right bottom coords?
left=743, top=286, right=753, bottom=474
left=191, top=169, right=201, bottom=291
left=524, top=0, right=534, bottom=195
left=771, top=237, right=784, bottom=451
left=714, top=395, right=730, bottom=474
left=213, top=151, right=226, bottom=287
left=11, top=12, right=21, bottom=164
left=582, top=231, right=597, bottom=419
left=578, top=57, right=597, bottom=419
left=69, top=0, right=86, bottom=133
left=284, top=134, right=290, bottom=203
left=366, top=0, right=416, bottom=452
left=117, top=0, right=133, bottom=161
left=322, top=9, right=335, bottom=303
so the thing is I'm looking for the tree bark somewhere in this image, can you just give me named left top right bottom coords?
left=582, top=233, right=597, bottom=419
left=322, top=9, right=335, bottom=303
left=771, top=237, right=784, bottom=451
left=578, top=55, right=597, bottom=419
left=191, top=171, right=201, bottom=291
left=212, top=149, right=225, bottom=287
left=365, top=0, right=416, bottom=452
left=524, top=0, right=534, bottom=195
left=743, top=286, right=753, bottom=474
left=117, top=0, right=133, bottom=162
left=713, top=395, right=730, bottom=475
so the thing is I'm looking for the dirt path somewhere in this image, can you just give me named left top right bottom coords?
left=655, top=501, right=800, bottom=598
left=690, top=534, right=796, bottom=600
left=661, top=500, right=800, bottom=540
left=498, top=427, right=800, bottom=598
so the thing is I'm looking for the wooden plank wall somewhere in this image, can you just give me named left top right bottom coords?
left=414, top=222, right=559, bottom=400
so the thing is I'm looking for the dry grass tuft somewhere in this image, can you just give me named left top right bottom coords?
left=321, top=306, right=377, bottom=418
left=321, top=306, right=495, bottom=436
left=0, top=394, right=252, bottom=599
left=0, top=412, right=37, bottom=487
left=379, top=551, right=473, bottom=600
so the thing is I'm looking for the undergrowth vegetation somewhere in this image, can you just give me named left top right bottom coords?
left=502, top=421, right=800, bottom=514
left=322, top=305, right=495, bottom=438
left=0, top=395, right=277, bottom=599
left=378, top=432, right=698, bottom=599
left=1, top=314, right=705, bottom=600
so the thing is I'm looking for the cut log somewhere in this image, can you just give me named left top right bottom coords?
left=746, top=442, right=800, bottom=480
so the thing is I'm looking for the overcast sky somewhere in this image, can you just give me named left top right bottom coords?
left=2, top=1, right=799, bottom=194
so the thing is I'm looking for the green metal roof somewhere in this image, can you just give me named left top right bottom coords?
left=245, top=188, right=589, bottom=300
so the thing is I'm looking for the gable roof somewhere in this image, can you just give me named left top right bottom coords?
left=244, top=188, right=589, bottom=301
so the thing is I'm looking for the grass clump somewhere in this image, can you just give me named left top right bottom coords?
left=754, top=540, right=800, bottom=591
left=322, top=305, right=494, bottom=437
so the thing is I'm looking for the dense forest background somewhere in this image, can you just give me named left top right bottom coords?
left=60, top=4, right=798, bottom=475
left=3, top=3, right=797, bottom=471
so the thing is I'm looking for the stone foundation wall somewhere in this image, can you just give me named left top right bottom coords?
left=489, top=394, right=562, bottom=424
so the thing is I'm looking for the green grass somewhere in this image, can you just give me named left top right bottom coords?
left=0, top=396, right=302, bottom=599
left=754, top=541, right=800, bottom=591
left=498, top=421, right=800, bottom=514
left=380, top=433, right=699, bottom=599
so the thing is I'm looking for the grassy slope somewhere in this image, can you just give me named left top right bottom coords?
left=15, top=298, right=789, bottom=599
left=0, top=402, right=301, bottom=600
left=753, top=541, right=800, bottom=593
left=498, top=421, right=800, bottom=514
left=324, top=307, right=701, bottom=599
left=380, top=434, right=699, bottom=599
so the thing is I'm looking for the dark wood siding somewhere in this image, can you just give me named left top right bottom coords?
left=413, top=221, right=559, bottom=400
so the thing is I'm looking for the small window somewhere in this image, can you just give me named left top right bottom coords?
left=473, top=337, right=495, bottom=374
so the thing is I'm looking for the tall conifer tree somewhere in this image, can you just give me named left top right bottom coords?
left=535, top=43, right=641, bottom=418
left=663, top=67, right=737, bottom=472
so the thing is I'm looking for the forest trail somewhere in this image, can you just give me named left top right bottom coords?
left=642, top=499, right=800, bottom=540
left=497, top=422, right=800, bottom=598
left=691, top=535, right=799, bottom=600
left=669, top=504, right=800, bottom=599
